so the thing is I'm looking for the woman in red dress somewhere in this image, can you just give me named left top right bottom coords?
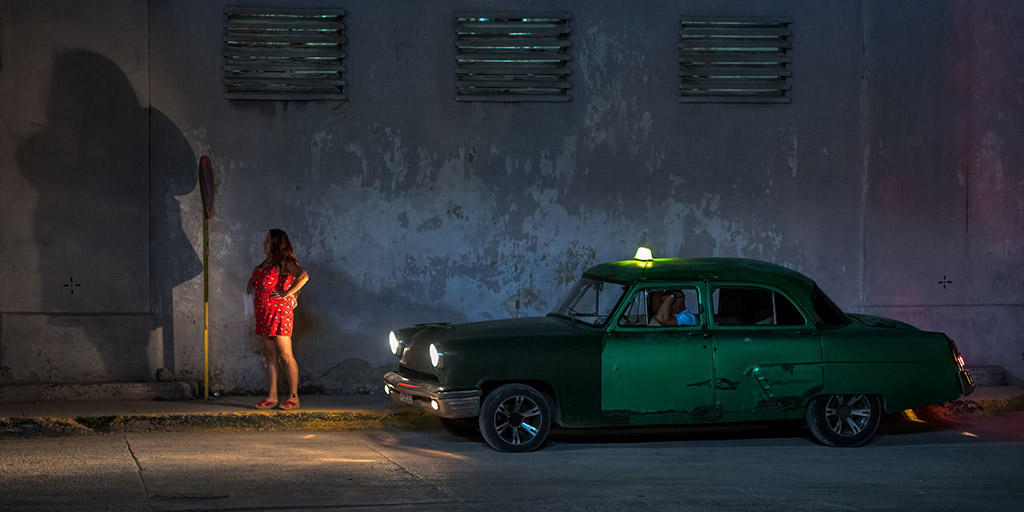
left=246, top=229, right=309, bottom=410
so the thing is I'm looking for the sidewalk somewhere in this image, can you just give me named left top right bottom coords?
left=0, top=394, right=433, bottom=436
left=1, top=387, right=1021, bottom=437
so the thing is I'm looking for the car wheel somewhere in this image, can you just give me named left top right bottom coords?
left=440, top=418, right=478, bottom=437
left=479, top=384, right=552, bottom=453
left=805, top=394, right=882, bottom=447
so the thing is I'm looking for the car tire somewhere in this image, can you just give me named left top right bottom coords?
left=805, top=394, right=882, bottom=447
left=479, top=384, right=552, bottom=453
left=440, top=417, right=478, bottom=437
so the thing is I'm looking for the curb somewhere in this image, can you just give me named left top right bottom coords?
left=0, top=409, right=434, bottom=437
left=2, top=389, right=1020, bottom=437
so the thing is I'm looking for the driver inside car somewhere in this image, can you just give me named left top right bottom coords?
left=654, top=289, right=699, bottom=326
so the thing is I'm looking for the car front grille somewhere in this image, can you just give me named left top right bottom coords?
left=398, top=364, right=439, bottom=384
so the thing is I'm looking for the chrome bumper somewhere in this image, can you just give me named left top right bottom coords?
left=383, top=371, right=481, bottom=419
left=958, top=369, right=975, bottom=397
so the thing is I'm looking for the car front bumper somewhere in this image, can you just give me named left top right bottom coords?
left=383, top=371, right=481, bottom=419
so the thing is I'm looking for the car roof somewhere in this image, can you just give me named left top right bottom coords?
left=584, top=257, right=817, bottom=292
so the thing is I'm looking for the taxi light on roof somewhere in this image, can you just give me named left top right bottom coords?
left=634, top=247, right=653, bottom=261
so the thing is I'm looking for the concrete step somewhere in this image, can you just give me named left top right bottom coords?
left=944, top=384, right=1024, bottom=416
left=968, top=366, right=1009, bottom=387
left=0, top=382, right=195, bottom=403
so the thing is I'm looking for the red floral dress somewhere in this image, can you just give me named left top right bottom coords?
left=252, top=265, right=296, bottom=337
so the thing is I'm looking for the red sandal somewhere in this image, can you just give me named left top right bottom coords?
left=255, top=399, right=278, bottom=410
left=279, top=397, right=300, bottom=410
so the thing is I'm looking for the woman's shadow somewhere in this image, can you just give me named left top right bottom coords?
left=12, top=49, right=200, bottom=382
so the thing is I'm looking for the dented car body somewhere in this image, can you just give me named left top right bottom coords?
left=384, top=255, right=974, bottom=451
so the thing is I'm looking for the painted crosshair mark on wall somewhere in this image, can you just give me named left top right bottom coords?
left=938, top=275, right=953, bottom=289
left=63, top=277, right=81, bottom=294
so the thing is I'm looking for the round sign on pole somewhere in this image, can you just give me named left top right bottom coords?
left=199, top=155, right=216, bottom=219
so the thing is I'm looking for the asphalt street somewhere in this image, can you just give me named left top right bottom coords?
left=2, top=413, right=1022, bottom=511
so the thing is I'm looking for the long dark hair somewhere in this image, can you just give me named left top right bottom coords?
left=267, top=229, right=300, bottom=273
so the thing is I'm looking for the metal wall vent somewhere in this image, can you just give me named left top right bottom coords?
left=224, top=7, right=346, bottom=100
left=455, top=13, right=573, bottom=102
left=679, top=17, right=792, bottom=103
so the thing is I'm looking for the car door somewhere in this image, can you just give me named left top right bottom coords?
left=708, top=284, right=824, bottom=422
left=600, top=284, right=715, bottom=424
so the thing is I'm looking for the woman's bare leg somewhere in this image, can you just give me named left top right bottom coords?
left=275, top=336, right=299, bottom=399
left=261, top=336, right=280, bottom=401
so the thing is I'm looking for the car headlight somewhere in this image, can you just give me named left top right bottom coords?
left=429, top=343, right=441, bottom=368
left=388, top=331, right=400, bottom=355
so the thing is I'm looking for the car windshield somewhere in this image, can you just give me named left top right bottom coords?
left=550, top=276, right=629, bottom=327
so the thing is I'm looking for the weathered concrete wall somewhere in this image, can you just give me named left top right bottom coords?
left=151, top=0, right=868, bottom=393
left=859, top=0, right=1024, bottom=382
left=2, top=0, right=1021, bottom=392
left=0, top=1, right=161, bottom=382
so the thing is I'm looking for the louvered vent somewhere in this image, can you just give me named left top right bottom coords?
left=679, top=17, right=792, bottom=103
left=455, top=13, right=573, bottom=102
left=224, top=7, right=346, bottom=100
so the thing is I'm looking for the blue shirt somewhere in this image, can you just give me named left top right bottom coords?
left=674, top=310, right=698, bottom=326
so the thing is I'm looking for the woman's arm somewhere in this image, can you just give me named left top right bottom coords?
left=275, top=262, right=309, bottom=299
left=247, top=259, right=269, bottom=294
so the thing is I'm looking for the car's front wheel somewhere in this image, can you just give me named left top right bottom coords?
left=479, top=384, right=551, bottom=452
left=805, top=394, right=882, bottom=447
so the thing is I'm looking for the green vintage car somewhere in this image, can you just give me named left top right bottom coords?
left=383, top=249, right=974, bottom=452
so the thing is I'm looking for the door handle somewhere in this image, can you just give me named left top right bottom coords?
left=687, top=331, right=710, bottom=338
left=797, top=330, right=819, bottom=336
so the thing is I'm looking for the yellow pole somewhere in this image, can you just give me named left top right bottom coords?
left=203, top=214, right=210, bottom=400
left=198, top=154, right=215, bottom=401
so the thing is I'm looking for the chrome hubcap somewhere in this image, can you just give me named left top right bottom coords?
left=494, top=395, right=542, bottom=445
left=823, top=394, right=872, bottom=436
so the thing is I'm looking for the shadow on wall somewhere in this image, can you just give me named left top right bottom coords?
left=13, top=49, right=200, bottom=382
left=150, top=107, right=203, bottom=379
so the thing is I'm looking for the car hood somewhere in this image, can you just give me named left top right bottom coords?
left=403, top=315, right=588, bottom=345
left=395, top=315, right=594, bottom=375
left=847, top=313, right=918, bottom=330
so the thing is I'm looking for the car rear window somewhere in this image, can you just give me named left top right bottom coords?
left=811, top=287, right=850, bottom=325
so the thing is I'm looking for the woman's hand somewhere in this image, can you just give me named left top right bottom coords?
left=271, top=265, right=308, bottom=301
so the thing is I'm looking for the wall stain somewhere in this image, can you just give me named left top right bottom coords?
left=415, top=216, right=442, bottom=233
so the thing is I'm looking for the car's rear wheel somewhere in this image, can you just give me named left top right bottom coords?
left=479, top=384, right=551, bottom=452
left=805, top=394, right=882, bottom=447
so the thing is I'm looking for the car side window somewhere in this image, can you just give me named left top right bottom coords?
left=617, top=286, right=700, bottom=327
left=711, top=286, right=805, bottom=326
left=617, top=291, right=647, bottom=326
